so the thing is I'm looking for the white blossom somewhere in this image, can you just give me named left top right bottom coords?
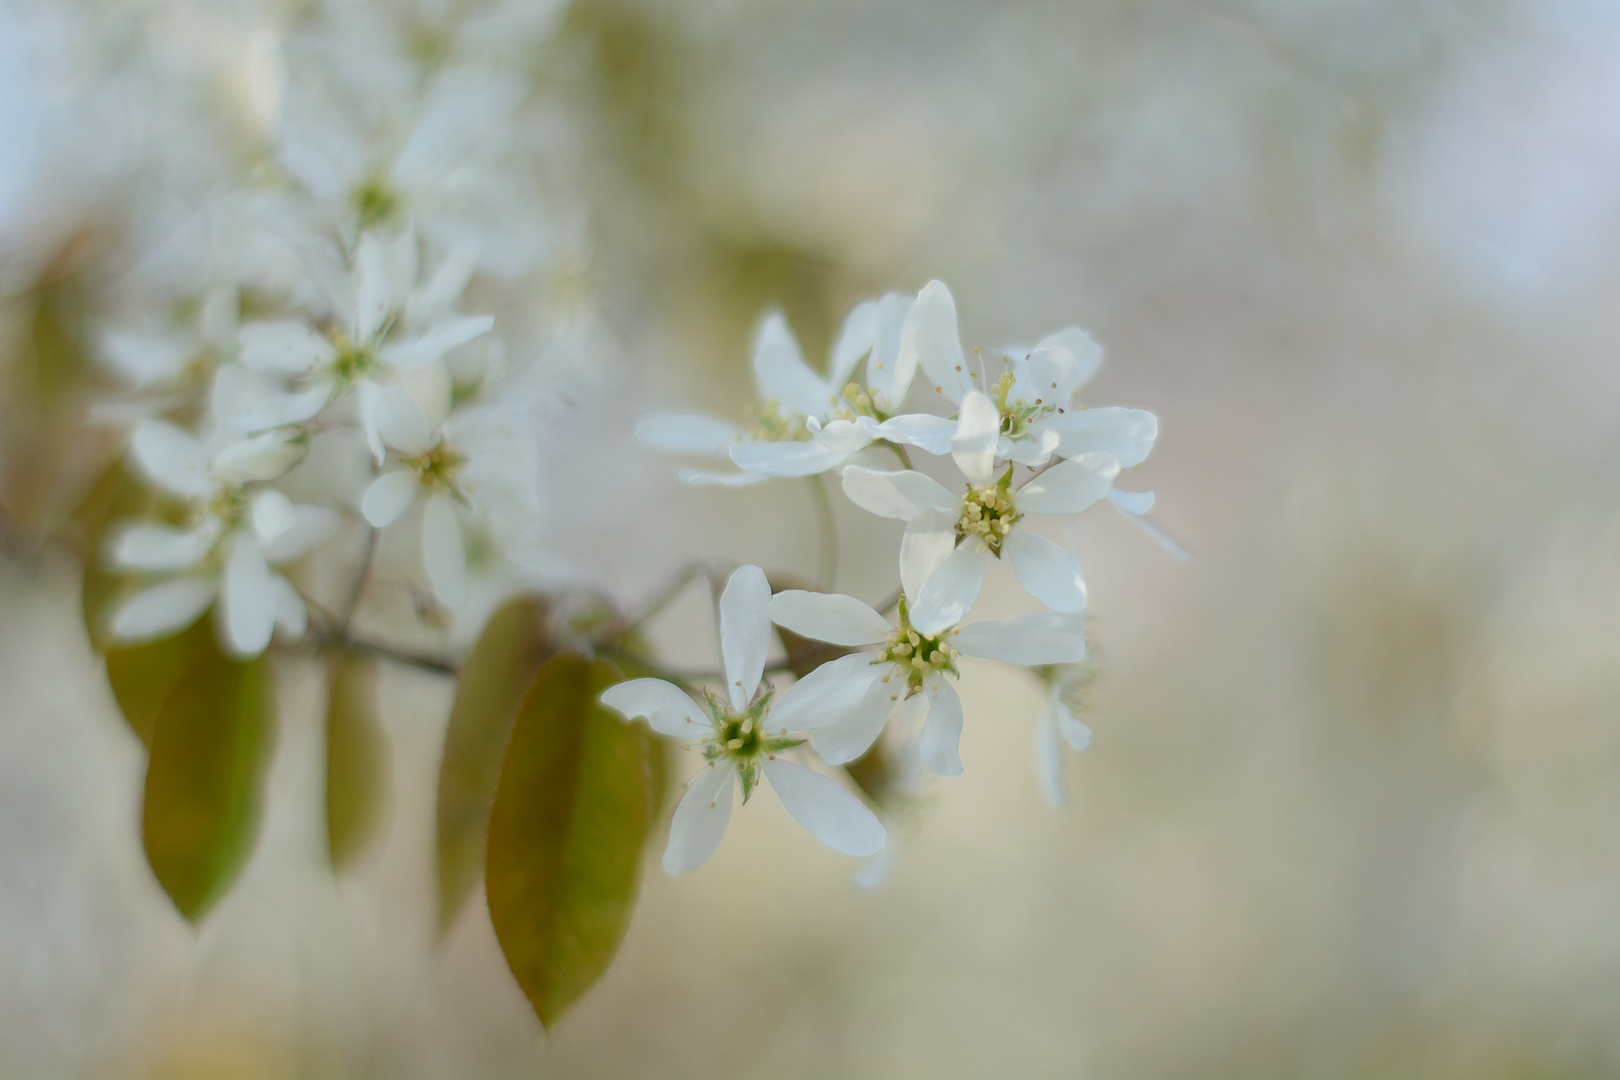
left=1034, top=669, right=1095, bottom=809
left=600, top=566, right=885, bottom=874
left=108, top=420, right=337, bottom=655
left=635, top=294, right=956, bottom=485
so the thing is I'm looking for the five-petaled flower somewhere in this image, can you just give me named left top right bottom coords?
left=600, top=565, right=886, bottom=874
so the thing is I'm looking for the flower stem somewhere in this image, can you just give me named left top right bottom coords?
left=344, top=636, right=461, bottom=676
left=884, top=441, right=914, bottom=470
left=625, top=560, right=724, bottom=632
left=806, top=474, right=837, bottom=591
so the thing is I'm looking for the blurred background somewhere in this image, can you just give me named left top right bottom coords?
left=5, top=0, right=1620, bottom=1076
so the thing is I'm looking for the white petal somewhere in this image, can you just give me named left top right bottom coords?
left=828, top=299, right=877, bottom=390
left=98, top=326, right=187, bottom=385
left=444, top=411, right=510, bottom=455
left=213, top=430, right=305, bottom=484
left=950, top=390, right=1001, bottom=485
left=361, top=470, right=420, bottom=527
left=1003, top=429, right=1060, bottom=468
left=872, top=413, right=956, bottom=456
left=223, top=536, right=277, bottom=657
left=770, top=652, right=886, bottom=735
left=130, top=420, right=213, bottom=498
left=634, top=412, right=740, bottom=457
left=1039, top=407, right=1157, bottom=468
left=1055, top=692, right=1094, bottom=752
left=263, top=505, right=340, bottom=563
left=1035, top=698, right=1066, bottom=809
left=868, top=292, right=917, bottom=407
left=910, top=542, right=987, bottom=636
left=110, top=578, right=216, bottom=641
left=422, top=493, right=466, bottom=608
left=663, top=764, right=735, bottom=875
left=251, top=489, right=298, bottom=545
left=1110, top=497, right=1193, bottom=562
left=358, top=379, right=387, bottom=465
left=601, top=678, right=709, bottom=739
left=354, top=234, right=393, bottom=343
left=269, top=574, right=307, bottom=637
left=852, top=844, right=896, bottom=891
left=1109, top=488, right=1155, bottom=514
left=808, top=667, right=899, bottom=764
left=729, top=440, right=846, bottom=478
left=1036, top=326, right=1103, bottom=392
left=807, top=415, right=877, bottom=455
left=1014, top=452, right=1119, bottom=516
left=762, top=758, right=884, bottom=857
left=238, top=320, right=335, bottom=373
left=719, top=564, right=772, bottom=710
left=840, top=466, right=956, bottom=521
left=918, top=677, right=965, bottom=777
left=380, top=314, right=495, bottom=370
left=408, top=249, right=476, bottom=324
left=678, top=467, right=770, bottom=488
left=213, top=365, right=329, bottom=433
left=375, top=385, right=435, bottom=454
left=899, top=507, right=957, bottom=603
left=111, top=523, right=216, bottom=570
left=953, top=610, right=1088, bottom=666
left=1002, top=530, right=1088, bottom=615
left=769, top=591, right=890, bottom=646
left=902, top=280, right=969, bottom=404
left=1011, top=344, right=1076, bottom=406
left=751, top=313, right=835, bottom=418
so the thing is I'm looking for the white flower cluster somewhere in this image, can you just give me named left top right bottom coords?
left=94, top=0, right=567, bottom=655
left=618, top=281, right=1167, bottom=874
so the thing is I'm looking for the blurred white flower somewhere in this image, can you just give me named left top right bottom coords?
left=108, top=420, right=338, bottom=655
left=770, top=540, right=1089, bottom=778
left=358, top=387, right=537, bottom=609
left=635, top=296, right=955, bottom=485
left=842, top=390, right=1119, bottom=621
left=600, top=566, right=885, bottom=874
left=1034, top=663, right=1095, bottom=809
left=95, top=286, right=240, bottom=388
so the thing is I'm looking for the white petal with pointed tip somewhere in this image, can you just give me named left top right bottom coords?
left=1039, top=407, right=1157, bottom=468
left=769, top=591, right=890, bottom=646
left=212, top=431, right=305, bottom=484
left=238, top=320, right=335, bottom=373
left=718, top=564, right=772, bottom=710
left=950, top=391, right=1001, bottom=485
left=870, top=292, right=919, bottom=406
left=770, top=652, right=886, bottom=735
left=112, top=523, right=216, bottom=570
left=903, top=280, right=968, bottom=404
left=601, top=679, right=708, bottom=739
left=362, top=470, right=420, bottom=527
left=841, top=466, right=956, bottom=521
left=953, top=610, right=1088, bottom=666
left=1002, top=530, right=1088, bottom=615
left=829, top=299, right=877, bottom=390
left=910, top=542, right=986, bottom=636
left=729, top=440, right=846, bottom=478
left=1015, top=452, right=1119, bottom=515
left=663, top=764, right=735, bottom=875
left=635, top=412, right=739, bottom=457
left=422, top=494, right=466, bottom=608
left=873, top=413, right=956, bottom=456
left=110, top=578, right=216, bottom=641
left=809, top=669, right=899, bottom=764
left=224, top=536, right=277, bottom=656
left=762, top=758, right=885, bottom=856
left=381, top=314, right=495, bottom=370
left=752, top=313, right=834, bottom=418
left=131, top=420, right=213, bottom=497
left=918, top=677, right=965, bottom=776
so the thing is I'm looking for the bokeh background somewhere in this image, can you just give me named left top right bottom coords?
left=5, top=0, right=1620, bottom=1077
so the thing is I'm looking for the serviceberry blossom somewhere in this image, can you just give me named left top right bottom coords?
left=841, top=389, right=1119, bottom=624
left=769, top=531, right=1090, bottom=777
left=600, top=566, right=886, bottom=874
left=908, top=279, right=1159, bottom=471
left=359, top=387, right=538, bottom=609
left=108, top=420, right=338, bottom=655
left=1034, top=661, right=1096, bottom=809
left=635, top=293, right=955, bottom=485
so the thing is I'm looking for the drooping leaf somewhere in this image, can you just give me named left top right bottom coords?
left=486, top=654, right=652, bottom=1030
left=142, top=634, right=276, bottom=922
left=325, top=649, right=390, bottom=872
left=435, top=595, right=553, bottom=933
left=104, top=615, right=212, bottom=747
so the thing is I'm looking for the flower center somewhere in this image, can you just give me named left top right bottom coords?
left=327, top=332, right=378, bottom=384
left=698, top=686, right=803, bottom=803
left=831, top=381, right=891, bottom=423
left=957, top=477, right=1020, bottom=557
left=875, top=597, right=959, bottom=694
left=744, top=400, right=809, bottom=442
left=353, top=176, right=400, bottom=231
left=403, top=440, right=467, bottom=494
left=204, top=486, right=248, bottom=532
left=993, top=370, right=1049, bottom=441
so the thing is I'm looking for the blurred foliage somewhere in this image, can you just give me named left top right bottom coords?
left=324, top=648, right=390, bottom=871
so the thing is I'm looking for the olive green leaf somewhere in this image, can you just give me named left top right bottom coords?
left=325, top=648, right=390, bottom=872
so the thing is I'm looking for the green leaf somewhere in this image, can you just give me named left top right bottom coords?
left=485, top=654, right=652, bottom=1030
left=325, top=649, right=390, bottom=872
left=435, top=595, right=554, bottom=933
left=141, top=633, right=276, bottom=922
left=104, top=616, right=212, bottom=747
